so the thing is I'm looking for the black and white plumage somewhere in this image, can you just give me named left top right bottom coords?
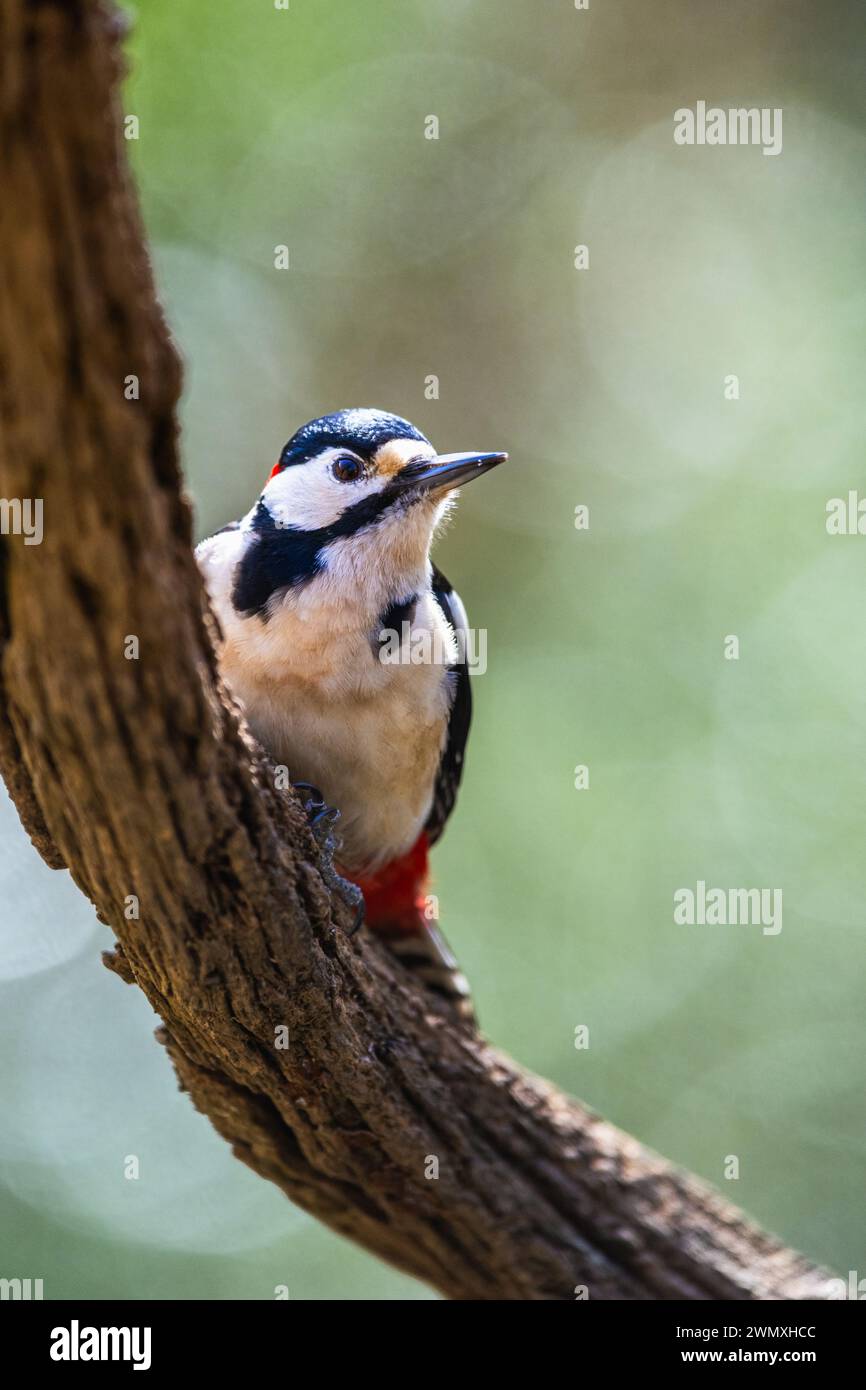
left=196, top=409, right=506, bottom=1014
left=425, top=563, right=472, bottom=847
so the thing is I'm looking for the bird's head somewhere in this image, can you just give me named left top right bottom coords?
left=264, top=408, right=505, bottom=532
left=234, top=409, right=506, bottom=617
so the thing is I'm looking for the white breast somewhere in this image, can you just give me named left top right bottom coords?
left=197, top=525, right=457, bottom=873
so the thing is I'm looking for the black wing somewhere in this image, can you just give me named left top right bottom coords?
left=425, top=564, right=472, bottom=846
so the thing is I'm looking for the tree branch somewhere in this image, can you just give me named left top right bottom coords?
left=0, top=0, right=836, bottom=1300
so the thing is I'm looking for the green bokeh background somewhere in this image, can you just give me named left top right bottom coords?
left=2, top=0, right=865, bottom=1299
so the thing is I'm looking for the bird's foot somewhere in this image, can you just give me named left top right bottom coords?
left=293, top=782, right=365, bottom=934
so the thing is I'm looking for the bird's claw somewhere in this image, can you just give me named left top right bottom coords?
left=345, top=887, right=366, bottom=936
left=293, top=781, right=325, bottom=816
left=292, top=782, right=366, bottom=935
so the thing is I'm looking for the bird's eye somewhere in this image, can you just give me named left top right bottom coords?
left=332, top=456, right=363, bottom=483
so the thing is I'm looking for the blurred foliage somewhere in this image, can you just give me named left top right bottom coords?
left=2, top=0, right=865, bottom=1298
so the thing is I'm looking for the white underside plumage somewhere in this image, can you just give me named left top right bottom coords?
left=196, top=492, right=465, bottom=873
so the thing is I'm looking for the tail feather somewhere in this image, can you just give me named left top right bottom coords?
left=386, top=922, right=475, bottom=1020
left=341, top=833, right=475, bottom=1021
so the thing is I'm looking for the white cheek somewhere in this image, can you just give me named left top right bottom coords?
left=261, top=456, right=379, bottom=531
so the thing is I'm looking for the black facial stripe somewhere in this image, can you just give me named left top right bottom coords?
left=277, top=409, right=428, bottom=471
left=231, top=504, right=320, bottom=617
left=232, top=487, right=414, bottom=619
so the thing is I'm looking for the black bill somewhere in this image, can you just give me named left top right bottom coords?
left=397, top=451, right=507, bottom=494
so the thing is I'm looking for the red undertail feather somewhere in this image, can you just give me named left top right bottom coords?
left=344, top=833, right=431, bottom=935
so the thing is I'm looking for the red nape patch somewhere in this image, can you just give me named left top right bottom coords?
left=267, top=461, right=281, bottom=481
left=343, top=833, right=431, bottom=935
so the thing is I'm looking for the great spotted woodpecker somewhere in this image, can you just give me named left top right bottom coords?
left=196, top=409, right=506, bottom=1019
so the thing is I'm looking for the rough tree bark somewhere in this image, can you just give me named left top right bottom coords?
left=0, top=0, right=837, bottom=1301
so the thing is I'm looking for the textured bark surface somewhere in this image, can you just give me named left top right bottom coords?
left=0, top=0, right=838, bottom=1300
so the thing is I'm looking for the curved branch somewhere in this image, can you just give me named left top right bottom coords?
left=0, top=0, right=836, bottom=1301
